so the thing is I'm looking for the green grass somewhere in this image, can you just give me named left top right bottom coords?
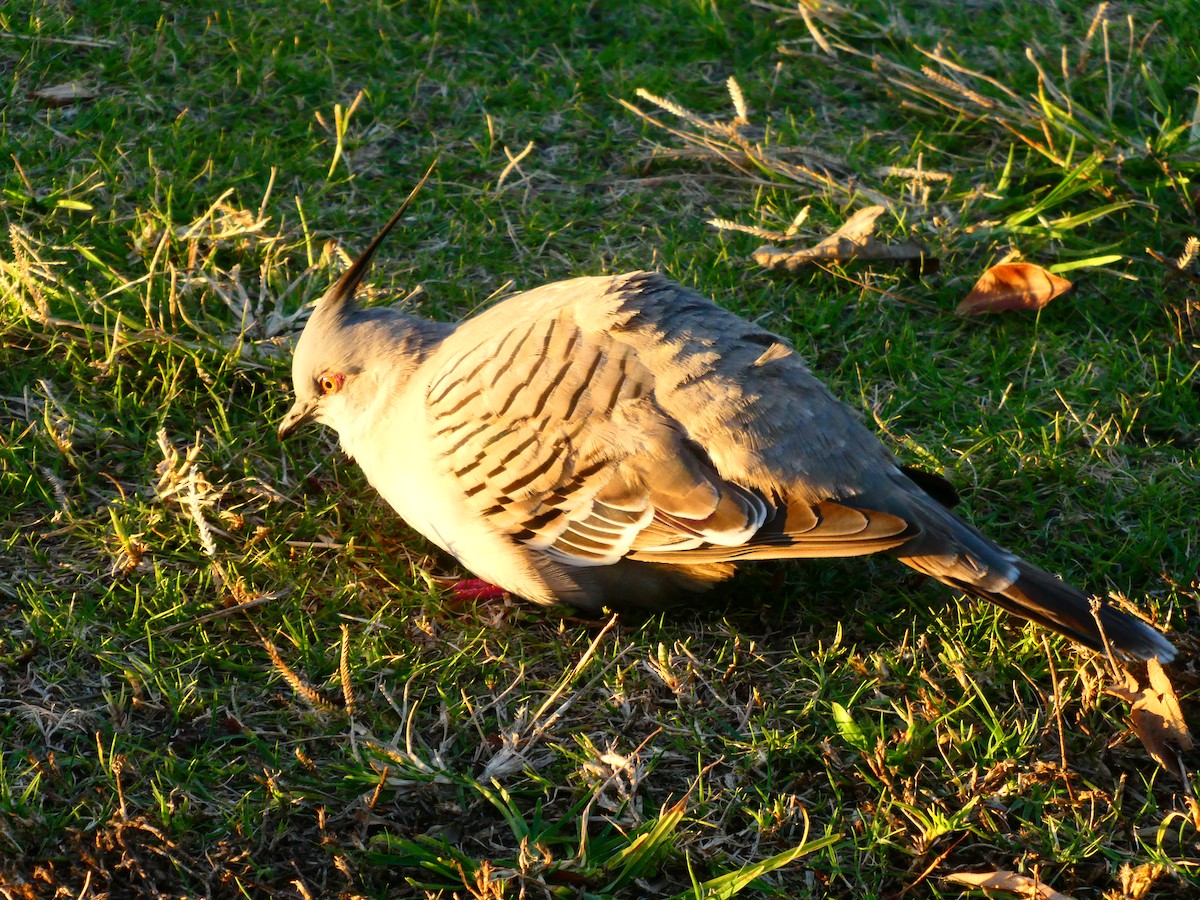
left=2, top=0, right=1198, bottom=896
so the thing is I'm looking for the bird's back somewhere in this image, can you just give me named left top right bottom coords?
left=444, top=271, right=901, bottom=500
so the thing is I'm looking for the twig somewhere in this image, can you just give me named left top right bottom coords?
left=0, top=31, right=118, bottom=48
left=1042, top=635, right=1076, bottom=805
left=159, top=589, right=290, bottom=634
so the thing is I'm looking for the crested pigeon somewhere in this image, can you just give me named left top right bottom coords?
left=278, top=195, right=1176, bottom=663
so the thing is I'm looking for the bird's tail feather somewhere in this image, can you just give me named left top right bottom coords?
left=886, top=484, right=1176, bottom=663
left=959, top=558, right=1176, bottom=663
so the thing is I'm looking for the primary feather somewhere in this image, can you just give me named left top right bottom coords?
left=279, top=205, right=1176, bottom=664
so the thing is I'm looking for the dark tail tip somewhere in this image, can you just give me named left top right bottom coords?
left=991, top=560, right=1176, bottom=663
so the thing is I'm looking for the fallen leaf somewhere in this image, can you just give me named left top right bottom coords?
left=1132, top=658, right=1192, bottom=777
left=752, top=205, right=936, bottom=273
left=1106, top=658, right=1193, bottom=779
left=945, top=870, right=1076, bottom=899
left=955, top=262, right=1071, bottom=316
left=30, top=82, right=98, bottom=107
left=828, top=205, right=885, bottom=244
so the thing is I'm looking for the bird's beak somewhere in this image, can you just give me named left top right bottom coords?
left=278, top=398, right=317, bottom=440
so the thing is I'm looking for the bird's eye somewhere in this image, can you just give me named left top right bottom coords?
left=317, top=373, right=343, bottom=395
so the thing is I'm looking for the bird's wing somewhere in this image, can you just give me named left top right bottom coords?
left=423, top=276, right=910, bottom=568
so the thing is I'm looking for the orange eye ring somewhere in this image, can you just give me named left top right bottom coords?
left=317, top=373, right=343, bottom=394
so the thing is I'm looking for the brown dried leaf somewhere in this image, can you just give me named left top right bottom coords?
left=1106, top=658, right=1193, bottom=778
left=1133, top=659, right=1193, bottom=776
left=955, top=262, right=1072, bottom=316
left=1106, top=667, right=1141, bottom=705
left=29, top=82, right=98, bottom=107
left=753, top=205, right=935, bottom=273
left=830, top=205, right=886, bottom=244
left=945, top=870, right=1076, bottom=899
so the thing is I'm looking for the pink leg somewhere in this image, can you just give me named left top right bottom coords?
left=448, top=578, right=509, bottom=603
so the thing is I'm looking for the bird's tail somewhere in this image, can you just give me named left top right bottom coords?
left=886, top=481, right=1176, bottom=663
left=963, top=557, right=1176, bottom=663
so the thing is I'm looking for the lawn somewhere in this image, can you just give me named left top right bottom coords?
left=2, top=1, right=1198, bottom=897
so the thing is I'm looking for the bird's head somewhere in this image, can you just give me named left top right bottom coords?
left=277, top=300, right=365, bottom=440
left=278, top=163, right=437, bottom=441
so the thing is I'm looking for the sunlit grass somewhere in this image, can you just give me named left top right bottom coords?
left=2, top=0, right=1198, bottom=897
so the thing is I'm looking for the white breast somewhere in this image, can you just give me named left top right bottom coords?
left=338, top=363, right=561, bottom=604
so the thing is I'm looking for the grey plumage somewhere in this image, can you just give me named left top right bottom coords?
left=279, top=201, right=1176, bottom=664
